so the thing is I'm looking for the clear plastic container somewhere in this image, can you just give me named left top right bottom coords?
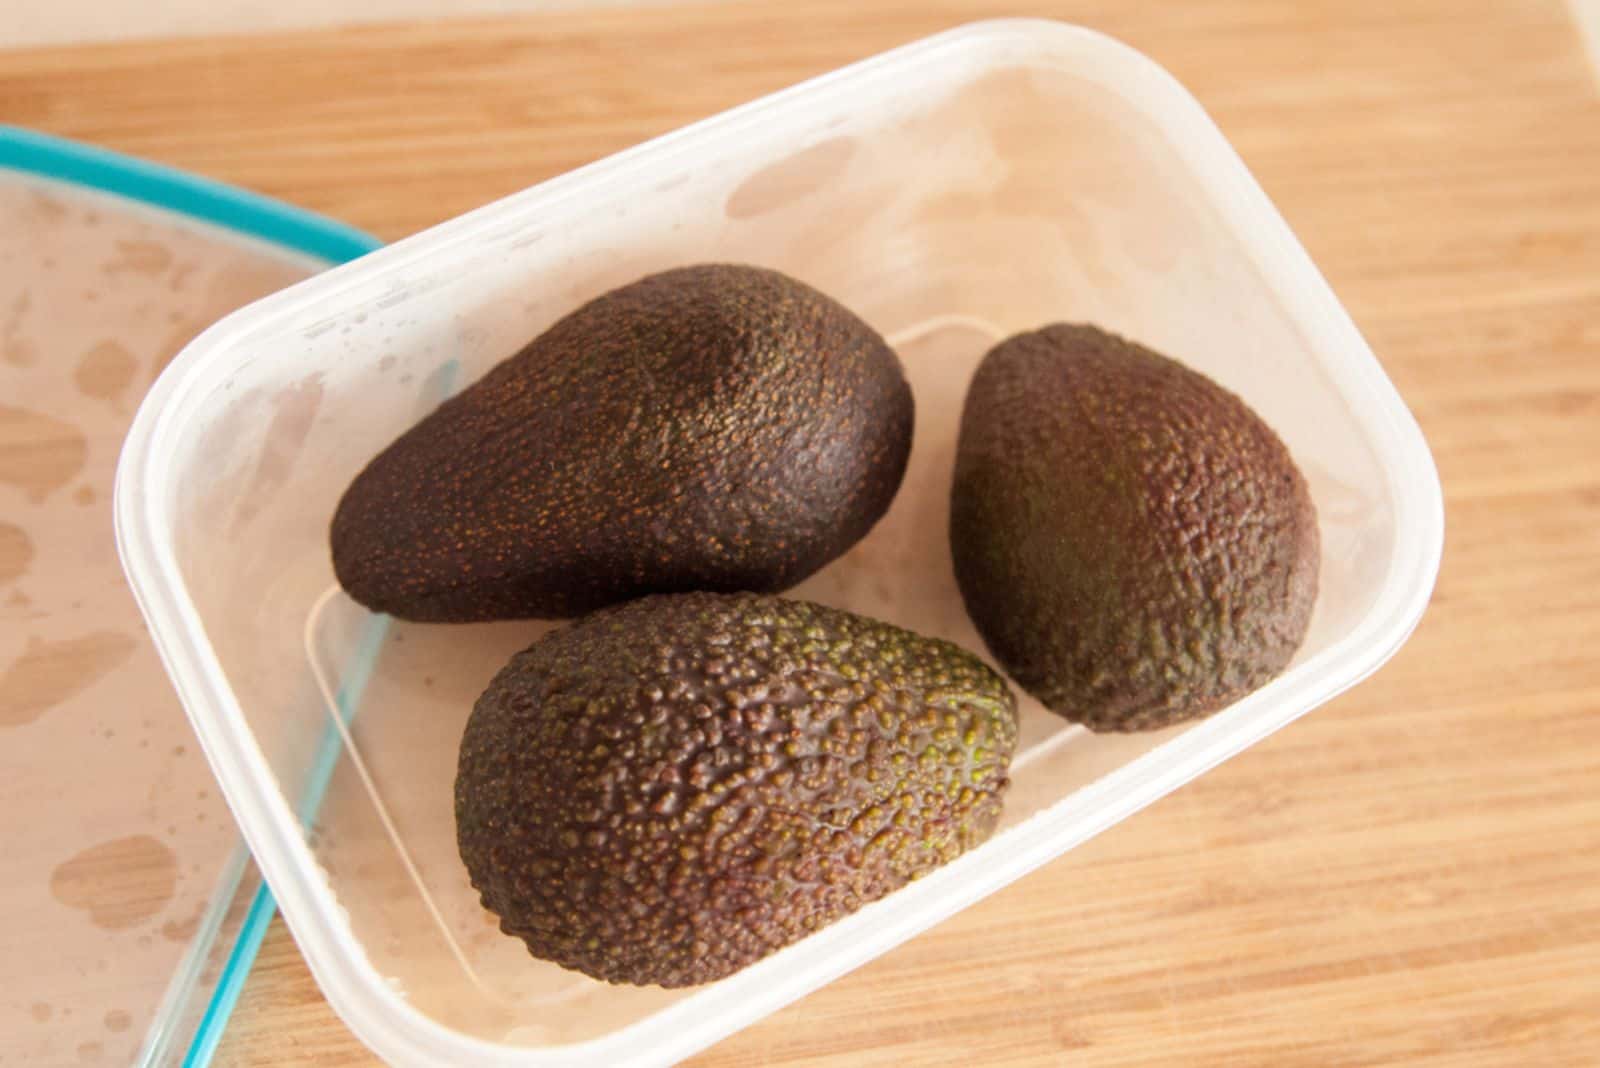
left=115, top=20, right=1443, bottom=1067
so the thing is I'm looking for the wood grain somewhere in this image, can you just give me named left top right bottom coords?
left=5, top=0, right=1599, bottom=1064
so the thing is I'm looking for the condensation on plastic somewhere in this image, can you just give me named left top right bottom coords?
left=0, top=169, right=310, bottom=1067
left=0, top=125, right=378, bottom=1067
left=115, top=21, right=1444, bottom=1068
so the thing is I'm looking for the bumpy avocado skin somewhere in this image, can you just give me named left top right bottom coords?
left=949, top=324, right=1319, bottom=732
left=454, top=592, right=1018, bottom=987
left=331, top=264, right=912, bottom=622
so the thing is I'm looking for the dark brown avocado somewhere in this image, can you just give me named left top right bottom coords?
left=454, top=591, right=1017, bottom=987
left=332, top=264, right=912, bottom=621
left=949, top=324, right=1319, bottom=731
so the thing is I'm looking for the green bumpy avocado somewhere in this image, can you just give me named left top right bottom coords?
left=331, top=264, right=913, bottom=622
left=454, top=591, right=1018, bottom=987
left=949, top=324, right=1319, bottom=732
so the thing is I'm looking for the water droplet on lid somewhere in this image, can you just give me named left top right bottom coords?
left=102, top=238, right=172, bottom=276
left=0, top=522, right=32, bottom=585
left=2, top=335, right=36, bottom=366
left=1, top=631, right=137, bottom=728
left=75, top=339, right=138, bottom=405
left=168, top=261, right=199, bottom=292
left=0, top=405, right=88, bottom=501
left=161, top=902, right=205, bottom=943
left=50, top=835, right=179, bottom=929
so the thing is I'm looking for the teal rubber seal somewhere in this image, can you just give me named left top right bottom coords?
left=0, top=125, right=382, bottom=1068
left=0, top=125, right=376, bottom=263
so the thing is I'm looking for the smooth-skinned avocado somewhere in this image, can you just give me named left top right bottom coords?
left=454, top=591, right=1018, bottom=987
left=950, top=324, right=1319, bottom=732
left=332, top=264, right=913, bottom=622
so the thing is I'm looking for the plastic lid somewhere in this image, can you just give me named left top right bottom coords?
left=0, top=128, right=376, bottom=1066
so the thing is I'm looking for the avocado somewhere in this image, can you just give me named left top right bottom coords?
left=331, top=264, right=912, bottom=622
left=454, top=591, right=1017, bottom=987
left=949, top=324, right=1319, bottom=732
